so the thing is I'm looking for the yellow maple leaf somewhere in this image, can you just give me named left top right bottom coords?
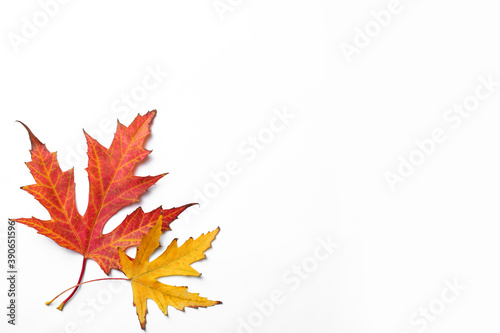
left=119, top=217, right=221, bottom=329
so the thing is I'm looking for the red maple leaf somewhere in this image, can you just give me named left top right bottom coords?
left=11, top=110, right=194, bottom=308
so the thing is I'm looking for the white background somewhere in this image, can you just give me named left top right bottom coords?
left=1, top=0, right=500, bottom=332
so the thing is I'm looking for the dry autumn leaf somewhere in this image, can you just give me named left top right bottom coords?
left=119, top=218, right=221, bottom=330
left=11, top=111, right=194, bottom=308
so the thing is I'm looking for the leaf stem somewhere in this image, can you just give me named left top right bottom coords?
left=46, top=276, right=130, bottom=309
left=55, top=257, right=87, bottom=310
